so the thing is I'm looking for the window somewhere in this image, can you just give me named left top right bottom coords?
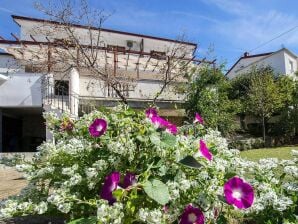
left=150, top=50, right=166, bottom=60
left=289, top=60, right=294, bottom=73
left=54, top=80, right=69, bottom=96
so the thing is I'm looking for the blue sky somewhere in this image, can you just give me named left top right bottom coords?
left=1, top=0, right=298, bottom=69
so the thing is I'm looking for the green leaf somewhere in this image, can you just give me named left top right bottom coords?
left=179, top=156, right=202, bottom=169
left=217, top=195, right=228, bottom=204
left=161, top=132, right=176, bottom=147
left=224, top=172, right=237, bottom=179
left=112, top=189, right=124, bottom=201
left=67, top=216, right=97, bottom=224
left=150, top=134, right=161, bottom=146
left=136, top=135, right=145, bottom=142
left=143, top=179, right=170, bottom=205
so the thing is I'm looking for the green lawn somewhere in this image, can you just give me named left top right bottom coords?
left=240, top=146, right=297, bottom=161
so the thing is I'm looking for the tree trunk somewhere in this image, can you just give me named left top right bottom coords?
left=262, top=116, right=266, bottom=142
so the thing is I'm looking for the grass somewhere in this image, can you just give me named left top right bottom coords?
left=240, top=146, right=297, bottom=161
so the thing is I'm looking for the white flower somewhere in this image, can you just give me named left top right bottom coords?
left=69, top=173, right=82, bottom=186
left=284, top=166, right=298, bottom=178
left=97, top=201, right=124, bottom=224
left=35, top=201, right=48, bottom=214
left=138, top=208, right=163, bottom=224
left=291, top=150, right=298, bottom=157
left=57, top=203, right=71, bottom=213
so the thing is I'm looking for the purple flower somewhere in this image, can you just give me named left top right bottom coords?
left=194, top=113, right=204, bottom=124
left=89, top=118, right=107, bottom=137
left=145, top=108, right=158, bottom=118
left=100, top=172, right=120, bottom=205
left=199, top=140, right=213, bottom=161
left=166, top=124, right=178, bottom=135
left=100, top=172, right=136, bottom=204
left=180, top=204, right=204, bottom=224
left=224, top=176, right=254, bottom=209
left=119, top=172, right=136, bottom=189
left=148, top=113, right=178, bottom=135
left=151, top=115, right=168, bottom=128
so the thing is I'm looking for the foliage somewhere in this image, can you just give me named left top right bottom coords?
left=246, top=67, right=284, bottom=141
left=275, top=75, right=298, bottom=136
left=0, top=105, right=297, bottom=223
left=230, top=66, right=297, bottom=140
left=229, top=137, right=264, bottom=151
left=184, top=64, right=240, bottom=135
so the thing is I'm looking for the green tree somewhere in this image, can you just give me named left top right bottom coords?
left=277, top=74, right=298, bottom=136
left=245, top=67, right=284, bottom=141
left=183, top=64, right=240, bottom=135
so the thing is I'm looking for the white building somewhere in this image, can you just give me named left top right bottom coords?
left=0, top=15, right=207, bottom=152
left=226, top=48, right=298, bottom=79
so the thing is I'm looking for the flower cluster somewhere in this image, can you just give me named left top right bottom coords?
left=146, top=108, right=178, bottom=134
left=0, top=105, right=297, bottom=224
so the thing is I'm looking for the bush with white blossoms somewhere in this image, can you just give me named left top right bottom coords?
left=0, top=105, right=297, bottom=223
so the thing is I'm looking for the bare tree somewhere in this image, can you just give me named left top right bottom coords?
left=1, top=0, right=213, bottom=108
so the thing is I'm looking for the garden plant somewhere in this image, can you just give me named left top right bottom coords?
left=0, top=105, right=297, bottom=223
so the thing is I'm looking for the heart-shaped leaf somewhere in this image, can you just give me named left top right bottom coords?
left=143, top=179, right=170, bottom=205
left=161, top=132, right=176, bottom=147
left=179, top=155, right=202, bottom=169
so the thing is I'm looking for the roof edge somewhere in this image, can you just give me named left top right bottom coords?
left=12, top=15, right=197, bottom=47
left=225, top=51, right=274, bottom=76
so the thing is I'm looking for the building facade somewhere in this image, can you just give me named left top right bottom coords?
left=226, top=48, right=298, bottom=79
left=0, top=15, right=207, bottom=152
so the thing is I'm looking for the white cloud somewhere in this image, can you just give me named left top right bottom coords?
left=200, top=0, right=252, bottom=16
left=201, top=0, right=298, bottom=53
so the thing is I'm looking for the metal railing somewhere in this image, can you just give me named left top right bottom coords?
left=41, top=75, right=78, bottom=116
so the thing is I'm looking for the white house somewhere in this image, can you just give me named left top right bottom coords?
left=0, top=15, right=208, bottom=153
left=226, top=48, right=298, bottom=79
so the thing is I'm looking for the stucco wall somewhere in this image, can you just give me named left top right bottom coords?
left=0, top=73, right=42, bottom=107
left=284, top=51, right=298, bottom=77
left=16, top=19, right=194, bottom=57
left=79, top=76, right=184, bottom=101
left=0, top=54, right=24, bottom=74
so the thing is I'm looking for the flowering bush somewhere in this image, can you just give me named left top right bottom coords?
left=0, top=105, right=297, bottom=223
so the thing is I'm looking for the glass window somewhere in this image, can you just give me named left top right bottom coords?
left=54, top=80, right=69, bottom=96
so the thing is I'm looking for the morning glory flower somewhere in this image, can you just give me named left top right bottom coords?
left=194, top=113, right=204, bottom=124
left=119, top=172, right=136, bottom=189
left=145, top=108, right=158, bottom=118
left=166, top=124, right=178, bottom=135
left=100, top=172, right=136, bottom=204
left=89, top=118, right=107, bottom=137
left=224, top=176, right=254, bottom=209
left=199, top=140, right=213, bottom=161
left=149, top=114, right=178, bottom=135
left=100, top=172, right=120, bottom=205
left=150, top=115, right=168, bottom=128
left=179, top=204, right=204, bottom=224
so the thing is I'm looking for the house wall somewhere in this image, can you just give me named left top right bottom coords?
left=79, top=75, right=184, bottom=101
left=15, top=19, right=194, bottom=57
left=284, top=51, right=298, bottom=77
left=228, top=49, right=298, bottom=79
left=0, top=73, right=42, bottom=107
left=227, top=56, right=269, bottom=79
left=235, top=51, right=286, bottom=76
left=0, top=54, right=24, bottom=74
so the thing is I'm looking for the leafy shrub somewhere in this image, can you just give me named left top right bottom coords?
left=229, top=138, right=264, bottom=151
left=0, top=105, right=297, bottom=223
